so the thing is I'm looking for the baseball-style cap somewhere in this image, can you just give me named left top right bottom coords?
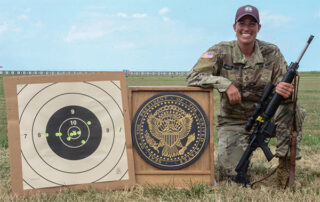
left=235, top=5, right=260, bottom=24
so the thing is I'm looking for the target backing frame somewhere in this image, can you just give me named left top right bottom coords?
left=129, top=86, right=215, bottom=187
left=4, top=72, right=135, bottom=197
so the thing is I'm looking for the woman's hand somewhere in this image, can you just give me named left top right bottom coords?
left=276, top=82, right=293, bottom=98
left=226, top=84, right=242, bottom=104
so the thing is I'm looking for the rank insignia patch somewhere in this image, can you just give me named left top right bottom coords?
left=132, top=92, right=209, bottom=170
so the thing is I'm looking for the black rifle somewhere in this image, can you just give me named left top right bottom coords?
left=234, top=35, right=314, bottom=186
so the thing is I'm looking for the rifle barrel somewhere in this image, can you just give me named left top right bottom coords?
left=296, top=35, right=314, bottom=64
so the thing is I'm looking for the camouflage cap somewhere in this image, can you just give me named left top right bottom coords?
left=235, top=5, right=260, bottom=24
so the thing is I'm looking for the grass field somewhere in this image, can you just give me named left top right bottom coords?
left=0, top=73, right=319, bottom=201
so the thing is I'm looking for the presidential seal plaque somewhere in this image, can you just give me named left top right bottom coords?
left=132, top=92, right=209, bottom=170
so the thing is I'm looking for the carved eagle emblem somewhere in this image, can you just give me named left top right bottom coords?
left=146, top=105, right=194, bottom=157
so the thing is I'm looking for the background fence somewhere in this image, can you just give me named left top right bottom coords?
left=0, top=70, right=188, bottom=76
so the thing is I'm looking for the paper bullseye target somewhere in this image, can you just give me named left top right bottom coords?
left=45, top=105, right=102, bottom=160
left=4, top=73, right=135, bottom=196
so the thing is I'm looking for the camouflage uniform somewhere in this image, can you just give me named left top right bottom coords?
left=186, top=40, right=305, bottom=178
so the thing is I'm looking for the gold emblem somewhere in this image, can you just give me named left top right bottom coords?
left=244, top=6, right=253, bottom=12
left=147, top=105, right=194, bottom=158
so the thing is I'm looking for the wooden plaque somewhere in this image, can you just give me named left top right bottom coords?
left=4, top=72, right=135, bottom=197
left=129, top=86, right=214, bottom=187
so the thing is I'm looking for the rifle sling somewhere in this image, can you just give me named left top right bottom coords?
left=285, top=75, right=300, bottom=188
left=250, top=166, right=278, bottom=188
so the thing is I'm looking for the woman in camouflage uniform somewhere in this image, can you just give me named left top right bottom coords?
left=186, top=5, right=305, bottom=186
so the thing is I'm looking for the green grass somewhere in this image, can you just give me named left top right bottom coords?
left=0, top=73, right=320, bottom=201
left=0, top=135, right=8, bottom=148
left=0, top=75, right=7, bottom=148
left=127, top=75, right=187, bottom=86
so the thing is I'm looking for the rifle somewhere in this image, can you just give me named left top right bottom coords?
left=234, top=35, right=314, bottom=186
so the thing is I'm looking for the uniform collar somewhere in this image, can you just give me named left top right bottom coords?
left=232, top=40, right=264, bottom=65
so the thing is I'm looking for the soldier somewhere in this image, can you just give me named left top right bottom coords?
left=186, top=5, right=305, bottom=186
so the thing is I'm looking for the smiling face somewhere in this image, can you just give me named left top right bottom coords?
left=233, top=15, right=261, bottom=48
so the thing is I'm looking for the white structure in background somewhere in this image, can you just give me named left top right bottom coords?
left=0, top=70, right=188, bottom=76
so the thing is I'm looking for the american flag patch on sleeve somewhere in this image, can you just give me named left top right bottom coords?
left=201, top=51, right=215, bottom=59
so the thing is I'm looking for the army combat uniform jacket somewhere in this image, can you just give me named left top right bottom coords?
left=187, top=39, right=288, bottom=126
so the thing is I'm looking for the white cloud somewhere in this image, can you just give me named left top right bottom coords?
left=117, top=13, right=128, bottom=18
left=25, top=8, right=32, bottom=13
left=159, top=7, right=170, bottom=15
left=0, top=24, right=8, bottom=35
left=34, top=21, right=42, bottom=27
left=162, top=16, right=170, bottom=22
left=86, top=6, right=106, bottom=10
left=63, top=9, right=197, bottom=47
left=132, top=13, right=147, bottom=19
left=64, top=11, right=149, bottom=43
left=114, top=42, right=136, bottom=50
left=314, top=10, right=320, bottom=18
left=12, top=26, right=22, bottom=33
left=260, top=11, right=292, bottom=27
left=65, top=25, right=104, bottom=42
left=117, top=12, right=128, bottom=18
left=64, top=22, right=127, bottom=43
left=18, top=14, right=29, bottom=20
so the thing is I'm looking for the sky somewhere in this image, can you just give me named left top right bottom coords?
left=0, top=0, right=319, bottom=72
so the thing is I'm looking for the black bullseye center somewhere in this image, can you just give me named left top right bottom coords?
left=46, top=105, right=102, bottom=160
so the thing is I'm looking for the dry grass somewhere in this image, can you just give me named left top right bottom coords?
left=1, top=145, right=320, bottom=201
